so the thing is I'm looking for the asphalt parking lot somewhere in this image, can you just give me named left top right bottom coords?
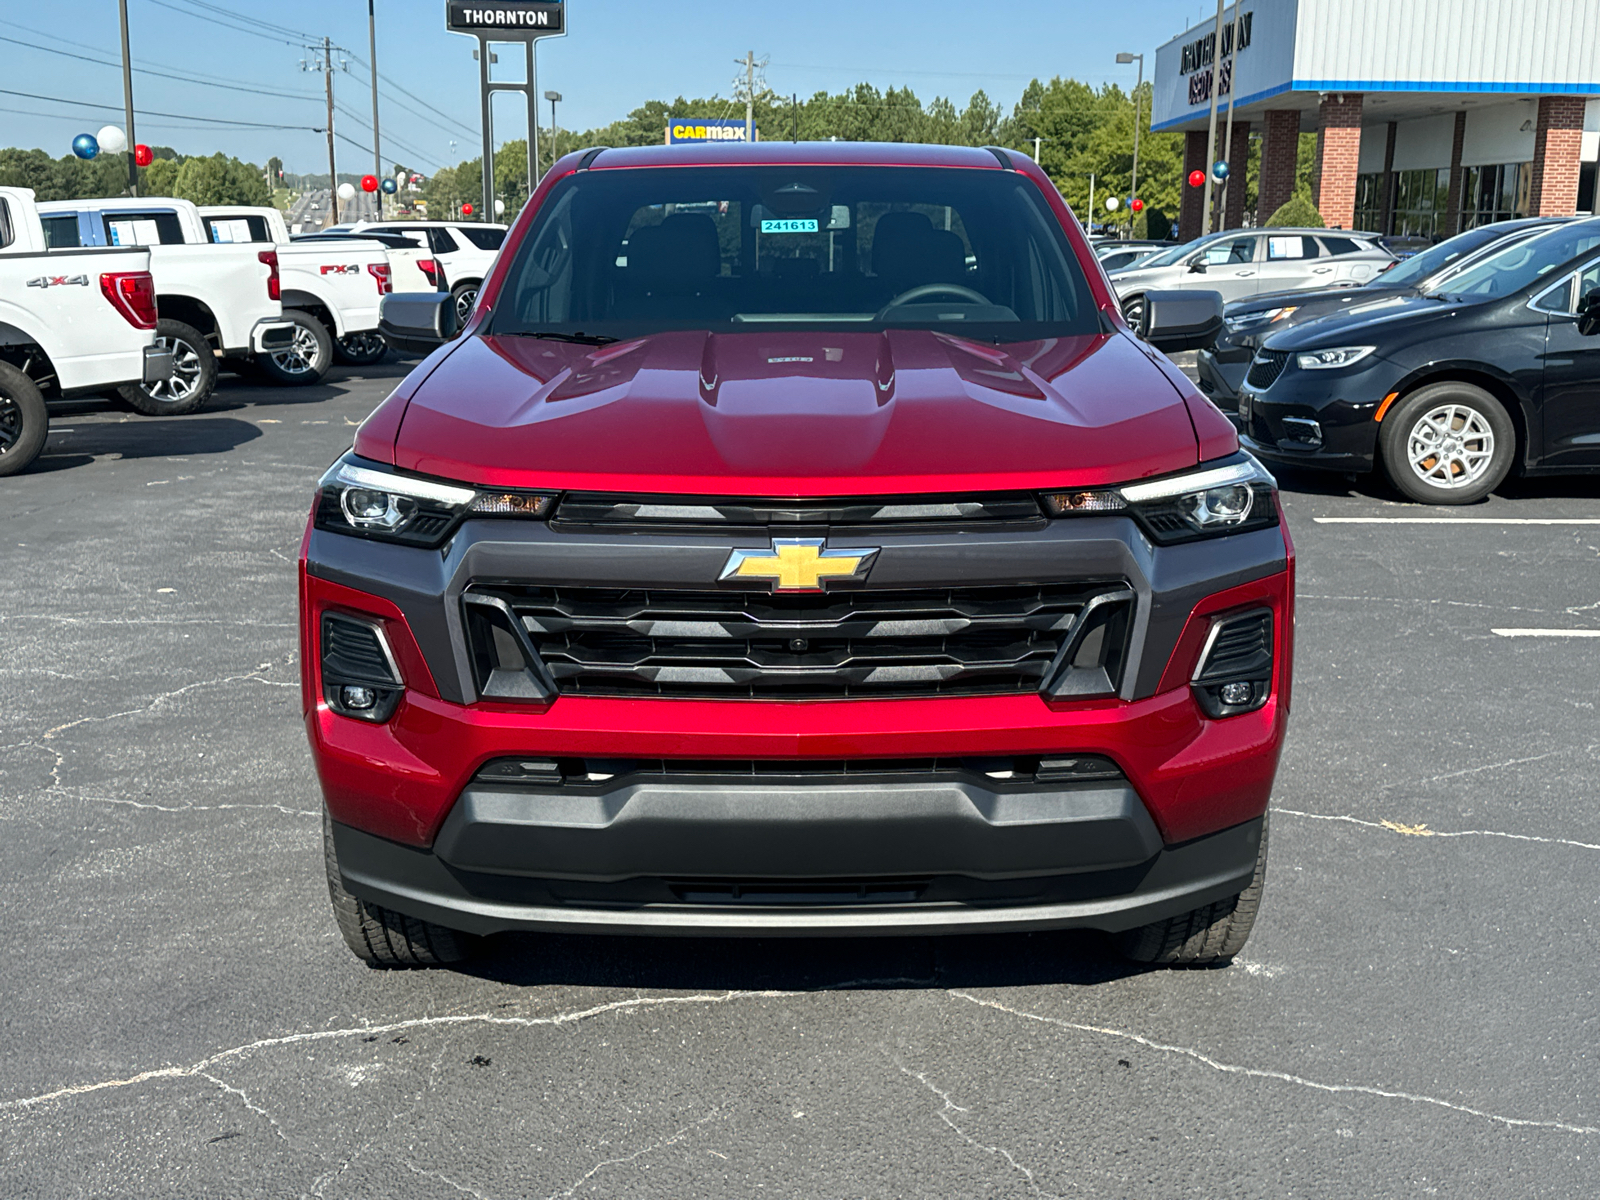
left=2, top=360, right=1597, bottom=1199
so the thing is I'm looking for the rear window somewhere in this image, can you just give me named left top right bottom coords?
left=454, top=225, right=506, bottom=251
left=205, top=215, right=272, bottom=243
left=1318, top=236, right=1362, bottom=256
left=492, top=165, right=1100, bottom=341
left=0, top=198, right=15, bottom=249
left=103, top=211, right=187, bottom=246
left=40, top=215, right=82, bottom=249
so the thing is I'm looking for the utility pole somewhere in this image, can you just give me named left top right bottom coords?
left=544, top=91, right=561, bottom=173
left=1088, top=172, right=1095, bottom=234
left=117, top=0, right=138, bottom=195
left=304, top=38, right=340, bottom=222
left=743, top=51, right=755, bottom=143
left=367, top=1, right=382, bottom=207
left=1117, top=52, right=1144, bottom=220
left=1218, top=0, right=1244, bottom=230
left=1201, top=0, right=1226, bottom=234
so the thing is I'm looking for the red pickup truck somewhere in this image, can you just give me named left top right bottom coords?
left=301, top=143, right=1293, bottom=968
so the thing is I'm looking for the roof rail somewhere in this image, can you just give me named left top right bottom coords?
left=576, top=147, right=608, bottom=171
left=983, top=146, right=1014, bottom=170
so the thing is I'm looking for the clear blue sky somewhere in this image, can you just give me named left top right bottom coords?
left=2, top=0, right=1220, bottom=175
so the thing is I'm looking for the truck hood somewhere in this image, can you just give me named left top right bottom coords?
left=388, top=328, right=1205, bottom=495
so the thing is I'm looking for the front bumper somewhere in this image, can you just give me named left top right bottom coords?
left=1237, top=355, right=1399, bottom=473
left=304, top=510, right=1293, bottom=936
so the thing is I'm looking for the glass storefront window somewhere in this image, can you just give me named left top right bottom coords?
left=1461, top=163, right=1527, bottom=229
left=1354, top=168, right=1451, bottom=238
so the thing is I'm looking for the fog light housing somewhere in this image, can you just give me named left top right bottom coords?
left=1218, top=680, right=1254, bottom=706
left=340, top=685, right=378, bottom=711
left=1191, top=608, right=1274, bottom=719
left=321, top=613, right=404, bottom=722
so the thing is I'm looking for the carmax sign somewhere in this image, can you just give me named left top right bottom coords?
left=668, top=118, right=754, bottom=144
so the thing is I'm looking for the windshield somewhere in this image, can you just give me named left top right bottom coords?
left=1380, top=224, right=1533, bottom=288
left=1428, top=220, right=1600, bottom=301
left=490, top=166, right=1100, bottom=341
left=1127, top=232, right=1224, bottom=271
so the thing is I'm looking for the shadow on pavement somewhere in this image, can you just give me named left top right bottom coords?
left=31, top=416, right=264, bottom=472
left=458, top=927, right=1150, bottom=992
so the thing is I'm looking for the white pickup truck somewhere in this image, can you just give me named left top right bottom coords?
left=1, top=186, right=172, bottom=476
left=199, top=205, right=441, bottom=368
left=350, top=219, right=506, bottom=328
left=37, top=197, right=295, bottom=410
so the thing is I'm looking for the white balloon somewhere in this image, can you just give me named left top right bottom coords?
left=337, top=182, right=357, bottom=200
left=494, top=198, right=506, bottom=215
left=1104, top=196, right=1120, bottom=211
left=96, top=125, right=127, bottom=154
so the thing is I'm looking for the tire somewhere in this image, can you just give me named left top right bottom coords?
left=1379, top=382, right=1514, bottom=505
left=1120, top=294, right=1145, bottom=327
left=256, top=309, right=333, bottom=387
left=450, top=282, right=479, bottom=329
left=0, top=361, right=48, bottom=478
left=332, top=329, right=390, bottom=366
left=1117, top=816, right=1269, bottom=966
left=117, top=318, right=217, bottom=416
left=323, top=809, right=476, bottom=967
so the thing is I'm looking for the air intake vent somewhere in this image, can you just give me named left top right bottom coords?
left=1192, top=608, right=1273, bottom=719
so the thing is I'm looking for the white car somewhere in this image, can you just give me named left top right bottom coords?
left=36, top=197, right=293, bottom=412
left=1107, top=228, right=1396, bottom=326
left=1, top=187, right=172, bottom=474
left=201, top=205, right=442, bottom=369
left=351, top=220, right=507, bottom=326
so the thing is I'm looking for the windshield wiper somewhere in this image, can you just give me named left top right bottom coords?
left=510, top=331, right=620, bottom=345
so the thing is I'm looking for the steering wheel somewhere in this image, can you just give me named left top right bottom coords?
left=876, top=283, right=991, bottom=318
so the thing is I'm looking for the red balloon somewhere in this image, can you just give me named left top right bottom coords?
left=1188, top=169, right=1206, bottom=188
left=361, top=174, right=379, bottom=193
left=462, top=202, right=474, bottom=216
left=133, top=143, right=153, bottom=167
left=1131, top=198, right=1145, bottom=213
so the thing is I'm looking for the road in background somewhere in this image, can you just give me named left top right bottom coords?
left=0, top=367, right=1596, bottom=1196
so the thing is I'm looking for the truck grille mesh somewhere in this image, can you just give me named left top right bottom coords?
left=465, top=582, right=1132, bottom=699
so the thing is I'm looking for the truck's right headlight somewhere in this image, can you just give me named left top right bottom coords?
left=1042, top=454, right=1280, bottom=544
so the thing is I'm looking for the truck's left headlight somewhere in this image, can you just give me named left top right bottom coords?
left=314, top=453, right=555, bottom=548
left=1043, top=454, right=1280, bottom=545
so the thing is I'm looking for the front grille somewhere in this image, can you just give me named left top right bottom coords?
left=1245, top=349, right=1290, bottom=390
left=473, top=754, right=1127, bottom=786
left=465, top=582, right=1133, bottom=699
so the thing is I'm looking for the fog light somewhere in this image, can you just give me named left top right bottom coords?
left=340, top=685, right=377, bottom=711
left=1219, top=681, right=1253, bottom=706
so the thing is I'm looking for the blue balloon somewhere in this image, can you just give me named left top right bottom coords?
left=1212, top=159, right=1231, bottom=180
left=380, top=177, right=398, bottom=194
left=72, top=133, right=100, bottom=160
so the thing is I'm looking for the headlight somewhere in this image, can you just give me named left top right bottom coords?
left=1224, top=306, right=1297, bottom=332
left=1042, top=454, right=1279, bottom=544
left=1295, top=345, right=1375, bottom=370
left=314, top=453, right=555, bottom=547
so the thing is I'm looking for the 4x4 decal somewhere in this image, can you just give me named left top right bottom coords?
left=26, top=275, right=89, bottom=288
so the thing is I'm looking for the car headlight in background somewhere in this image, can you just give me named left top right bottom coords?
left=1295, top=345, right=1375, bottom=370
left=1223, top=306, right=1298, bottom=332
left=315, top=453, right=555, bottom=547
left=1042, top=454, right=1279, bottom=544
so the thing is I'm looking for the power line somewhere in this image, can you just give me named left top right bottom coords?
left=0, top=34, right=322, bottom=102
left=137, top=0, right=309, bottom=47
left=343, top=48, right=477, bottom=140
left=0, top=86, right=314, bottom=130
left=159, top=0, right=318, bottom=41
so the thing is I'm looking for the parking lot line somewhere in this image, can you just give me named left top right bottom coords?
left=1314, top=517, right=1600, bottom=525
left=1491, top=628, right=1600, bottom=638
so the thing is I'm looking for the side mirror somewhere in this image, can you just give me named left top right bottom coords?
left=1578, top=289, right=1600, bottom=337
left=1138, top=289, right=1224, bottom=352
left=378, top=292, right=460, bottom=355
left=1188, top=258, right=1209, bottom=274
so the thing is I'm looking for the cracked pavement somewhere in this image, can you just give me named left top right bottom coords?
left=1, top=361, right=1597, bottom=1197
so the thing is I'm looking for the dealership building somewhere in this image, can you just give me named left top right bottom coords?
left=1150, top=0, right=1600, bottom=239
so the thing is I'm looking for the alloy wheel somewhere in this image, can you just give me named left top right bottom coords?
left=143, top=335, right=204, bottom=403
left=1406, top=403, right=1496, bottom=490
left=454, top=287, right=478, bottom=325
left=270, top=326, right=323, bottom=376
left=0, top=391, right=22, bottom=454
left=340, top=331, right=386, bottom=358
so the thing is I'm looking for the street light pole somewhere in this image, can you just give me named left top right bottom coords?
left=1201, top=0, right=1226, bottom=235
left=1218, top=0, right=1244, bottom=229
left=544, top=90, right=561, bottom=176
left=117, top=0, right=138, bottom=196
left=368, top=0, right=382, bottom=206
left=1117, top=52, right=1144, bottom=226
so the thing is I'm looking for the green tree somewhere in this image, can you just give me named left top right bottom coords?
left=143, top=157, right=180, bottom=196
left=1265, top=193, right=1324, bottom=227
left=171, top=153, right=269, bottom=206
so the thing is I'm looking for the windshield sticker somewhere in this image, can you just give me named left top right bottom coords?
left=761, top=219, right=819, bottom=234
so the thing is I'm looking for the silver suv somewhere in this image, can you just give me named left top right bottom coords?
left=1108, top=228, right=1395, bottom=324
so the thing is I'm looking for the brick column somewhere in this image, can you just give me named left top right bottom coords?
left=1379, top=121, right=1398, bottom=234
left=1222, top=121, right=1251, bottom=229
left=1443, top=111, right=1468, bottom=236
left=1258, top=109, right=1301, bottom=222
left=1528, top=95, right=1587, bottom=216
left=1179, top=130, right=1207, bottom=241
left=1313, top=93, right=1363, bottom=229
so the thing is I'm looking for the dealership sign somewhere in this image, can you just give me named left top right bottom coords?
left=1181, top=10, right=1251, bottom=106
left=445, top=1, right=563, bottom=35
left=669, top=118, right=752, bottom=144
